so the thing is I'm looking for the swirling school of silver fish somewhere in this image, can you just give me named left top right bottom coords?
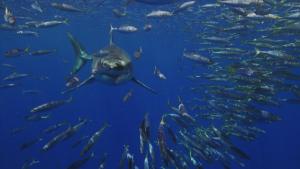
left=1, top=0, right=300, bottom=169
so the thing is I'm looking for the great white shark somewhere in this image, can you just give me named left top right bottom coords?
left=62, top=26, right=157, bottom=94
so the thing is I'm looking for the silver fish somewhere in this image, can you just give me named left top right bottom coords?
left=31, top=1, right=43, bottom=13
left=30, top=97, right=72, bottom=113
left=17, top=30, right=39, bottom=37
left=146, top=10, right=173, bottom=18
left=111, top=25, right=138, bottom=33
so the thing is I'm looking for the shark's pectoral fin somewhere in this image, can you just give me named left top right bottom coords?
left=61, top=75, right=95, bottom=94
left=132, top=77, right=157, bottom=94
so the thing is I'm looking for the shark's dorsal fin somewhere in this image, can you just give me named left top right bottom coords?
left=132, top=77, right=157, bottom=94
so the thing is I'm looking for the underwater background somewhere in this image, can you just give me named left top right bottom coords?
left=1, top=1, right=300, bottom=169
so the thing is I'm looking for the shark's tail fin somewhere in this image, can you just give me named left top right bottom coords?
left=132, top=78, right=157, bottom=95
left=67, top=32, right=91, bottom=77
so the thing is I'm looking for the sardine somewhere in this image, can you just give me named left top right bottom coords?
left=30, top=97, right=72, bottom=113
left=80, top=123, right=109, bottom=156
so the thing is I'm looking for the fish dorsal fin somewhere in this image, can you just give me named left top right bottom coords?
left=132, top=77, right=157, bottom=94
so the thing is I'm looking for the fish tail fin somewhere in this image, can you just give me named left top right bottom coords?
left=24, top=47, right=30, bottom=53
left=178, top=96, right=183, bottom=104
left=254, top=48, right=260, bottom=56
left=132, top=78, right=157, bottom=95
left=67, top=32, right=91, bottom=76
left=109, top=24, right=116, bottom=45
left=110, top=24, right=114, bottom=34
left=63, top=18, right=69, bottom=25
left=5, top=7, right=11, bottom=15
left=67, top=32, right=90, bottom=60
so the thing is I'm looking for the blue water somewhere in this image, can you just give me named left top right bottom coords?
left=1, top=1, right=300, bottom=169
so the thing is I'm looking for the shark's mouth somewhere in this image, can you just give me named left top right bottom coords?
left=95, top=56, right=132, bottom=76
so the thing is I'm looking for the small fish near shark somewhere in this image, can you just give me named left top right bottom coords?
left=62, top=26, right=157, bottom=94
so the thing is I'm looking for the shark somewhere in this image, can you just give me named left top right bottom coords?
left=62, top=26, right=157, bottom=94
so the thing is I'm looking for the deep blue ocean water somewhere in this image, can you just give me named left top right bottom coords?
left=1, top=1, right=300, bottom=169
